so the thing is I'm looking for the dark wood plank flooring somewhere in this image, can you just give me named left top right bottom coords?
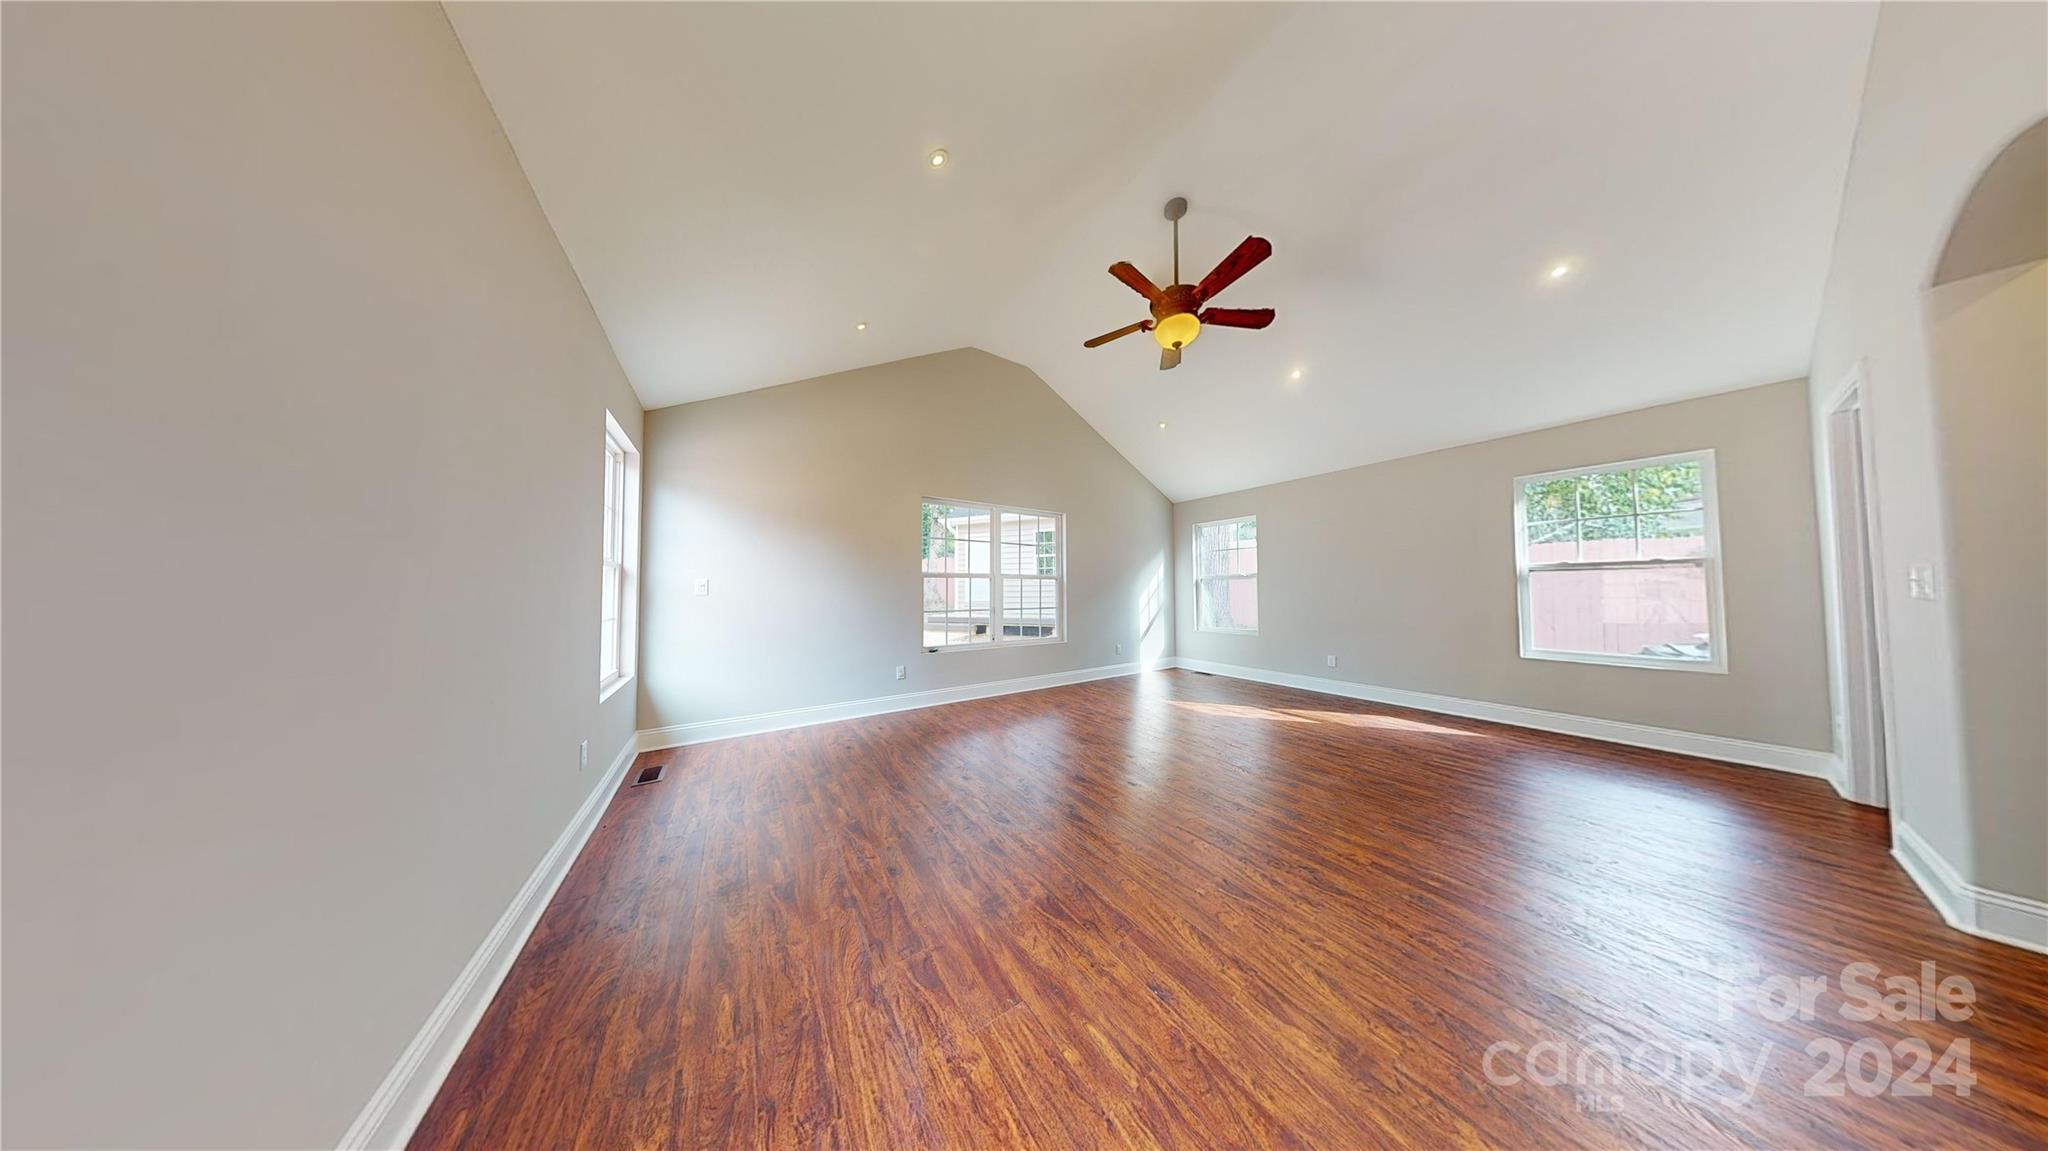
left=411, top=670, right=2048, bottom=1149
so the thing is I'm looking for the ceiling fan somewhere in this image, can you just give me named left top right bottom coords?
left=1084, top=196, right=1274, bottom=370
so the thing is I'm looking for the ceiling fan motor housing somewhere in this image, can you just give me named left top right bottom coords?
left=1151, top=285, right=1202, bottom=349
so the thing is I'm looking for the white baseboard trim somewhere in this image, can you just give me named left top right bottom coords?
left=636, top=661, right=1144, bottom=752
left=336, top=737, right=639, bottom=1150
left=1165, top=657, right=1845, bottom=786
left=1892, top=820, right=2048, bottom=955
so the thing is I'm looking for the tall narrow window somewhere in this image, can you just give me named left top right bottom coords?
left=921, top=499, right=1063, bottom=650
left=1514, top=450, right=1725, bottom=672
left=1193, top=516, right=1258, bottom=633
left=600, top=413, right=640, bottom=696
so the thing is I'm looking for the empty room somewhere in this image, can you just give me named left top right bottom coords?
left=6, top=2, right=2047, bottom=1148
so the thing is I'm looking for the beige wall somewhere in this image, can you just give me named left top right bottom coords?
left=2, top=5, right=641, bottom=1147
left=637, top=348, right=1172, bottom=731
left=1805, top=0, right=2046, bottom=898
left=1926, top=260, right=2046, bottom=900
left=1174, top=380, right=1832, bottom=751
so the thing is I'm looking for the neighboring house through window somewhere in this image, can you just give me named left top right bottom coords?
left=921, top=500, right=1064, bottom=649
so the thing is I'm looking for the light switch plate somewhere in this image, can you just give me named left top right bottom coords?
left=1907, top=563, right=1936, bottom=601
left=693, top=577, right=710, bottom=596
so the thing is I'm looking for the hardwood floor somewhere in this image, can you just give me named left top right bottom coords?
left=410, top=670, right=2048, bottom=1149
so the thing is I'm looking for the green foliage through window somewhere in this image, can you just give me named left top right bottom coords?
left=921, top=502, right=956, bottom=560
left=1524, top=477, right=1576, bottom=522
left=1521, top=460, right=1706, bottom=562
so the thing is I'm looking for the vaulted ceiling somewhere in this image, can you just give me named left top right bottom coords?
left=447, top=2, right=1876, bottom=501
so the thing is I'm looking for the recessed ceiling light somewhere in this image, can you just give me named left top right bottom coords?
left=1289, top=368, right=1303, bottom=381
left=1157, top=421, right=1168, bottom=430
left=854, top=321, right=868, bottom=331
left=1549, top=263, right=1572, bottom=279
left=928, top=148, right=949, bottom=169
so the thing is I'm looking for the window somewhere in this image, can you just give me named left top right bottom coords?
left=600, top=413, right=640, bottom=697
left=1514, top=450, right=1724, bottom=672
left=921, top=500, right=1063, bottom=650
left=1194, top=516, right=1258, bottom=633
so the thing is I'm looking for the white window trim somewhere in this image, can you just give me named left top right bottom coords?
left=920, top=497, right=1067, bottom=654
left=1512, top=448, right=1728, bottom=674
left=1192, top=514, right=1259, bottom=636
left=600, top=411, right=641, bottom=700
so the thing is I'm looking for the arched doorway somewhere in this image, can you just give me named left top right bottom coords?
left=1923, top=116, right=2046, bottom=908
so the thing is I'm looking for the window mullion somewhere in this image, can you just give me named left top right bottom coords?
left=1631, top=467, right=1643, bottom=561
left=991, top=506, right=1005, bottom=643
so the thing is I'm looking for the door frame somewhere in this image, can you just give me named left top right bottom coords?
left=1821, top=362, right=1900, bottom=809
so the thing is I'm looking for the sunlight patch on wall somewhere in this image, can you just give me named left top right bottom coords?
left=1138, top=558, right=1168, bottom=667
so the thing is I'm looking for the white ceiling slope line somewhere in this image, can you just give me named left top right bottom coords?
left=450, top=3, right=1877, bottom=502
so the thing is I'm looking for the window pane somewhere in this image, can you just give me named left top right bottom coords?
left=1639, top=511, right=1707, bottom=559
left=1198, top=576, right=1258, bottom=632
left=1195, top=517, right=1258, bottom=576
left=922, top=576, right=991, bottom=646
left=600, top=438, right=629, bottom=685
left=1634, top=461, right=1704, bottom=513
left=1577, top=469, right=1635, bottom=518
left=1578, top=515, right=1637, bottom=561
left=1002, top=577, right=1059, bottom=638
left=1528, top=562, right=1711, bottom=662
left=1527, top=519, right=1577, bottom=563
left=1001, top=511, right=1055, bottom=575
left=922, top=503, right=990, bottom=575
left=1523, top=477, right=1577, bottom=522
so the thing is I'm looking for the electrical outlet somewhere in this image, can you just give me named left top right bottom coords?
left=693, top=577, right=711, bottom=596
left=579, top=739, right=588, bottom=771
left=895, top=665, right=907, bottom=680
left=1115, top=643, right=1122, bottom=656
left=1326, top=655, right=1338, bottom=668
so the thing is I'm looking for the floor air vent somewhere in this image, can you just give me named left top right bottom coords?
left=631, top=762, right=667, bottom=787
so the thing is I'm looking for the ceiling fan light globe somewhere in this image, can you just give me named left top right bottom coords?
left=1152, top=312, right=1201, bottom=351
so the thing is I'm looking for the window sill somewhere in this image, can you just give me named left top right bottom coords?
left=1519, top=648, right=1726, bottom=674
left=1196, top=627, right=1258, bottom=637
left=923, top=637, right=1066, bottom=654
left=599, top=673, right=635, bottom=703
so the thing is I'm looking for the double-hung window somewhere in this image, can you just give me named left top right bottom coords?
left=600, top=413, right=640, bottom=696
left=1514, top=450, right=1724, bottom=672
left=1193, top=516, right=1258, bottom=633
left=921, top=500, right=1063, bottom=650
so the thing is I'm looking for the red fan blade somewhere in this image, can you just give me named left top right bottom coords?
left=1199, top=307, right=1275, bottom=330
left=1083, top=320, right=1151, bottom=348
left=1108, top=261, right=1164, bottom=302
left=1194, top=236, right=1272, bottom=303
left=1159, top=346, right=1181, bottom=371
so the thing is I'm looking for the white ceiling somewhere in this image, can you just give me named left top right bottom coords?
left=448, top=2, right=1876, bottom=501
